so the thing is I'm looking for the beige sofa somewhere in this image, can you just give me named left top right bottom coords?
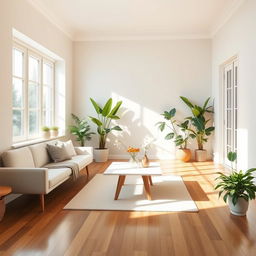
left=0, top=142, right=93, bottom=211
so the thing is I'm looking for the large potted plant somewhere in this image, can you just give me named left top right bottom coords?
left=157, top=108, right=192, bottom=162
left=180, top=96, right=214, bottom=161
left=215, top=152, right=256, bottom=216
left=69, top=114, right=95, bottom=146
left=89, top=98, right=122, bottom=162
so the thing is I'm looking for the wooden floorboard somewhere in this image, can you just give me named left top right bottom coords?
left=0, top=160, right=256, bottom=256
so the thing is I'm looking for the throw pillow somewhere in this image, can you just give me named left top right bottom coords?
left=63, top=140, right=77, bottom=157
left=46, top=143, right=71, bottom=163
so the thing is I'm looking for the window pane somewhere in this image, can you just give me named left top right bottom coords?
left=13, top=78, right=23, bottom=108
left=43, top=110, right=52, bottom=126
left=43, top=86, right=52, bottom=109
left=29, top=56, right=39, bottom=82
left=43, top=63, right=53, bottom=85
left=13, top=48, right=23, bottom=77
left=28, top=83, right=39, bottom=108
left=13, top=110, right=23, bottom=137
left=29, top=110, right=39, bottom=136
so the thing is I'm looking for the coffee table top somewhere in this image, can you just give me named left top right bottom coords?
left=104, top=162, right=162, bottom=175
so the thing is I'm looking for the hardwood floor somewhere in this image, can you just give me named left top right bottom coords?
left=0, top=160, right=256, bottom=256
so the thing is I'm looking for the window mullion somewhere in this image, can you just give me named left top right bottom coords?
left=24, top=48, right=29, bottom=141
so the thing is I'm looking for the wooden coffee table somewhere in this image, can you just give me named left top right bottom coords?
left=104, top=162, right=162, bottom=200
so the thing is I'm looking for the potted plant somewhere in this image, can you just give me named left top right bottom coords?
left=156, top=108, right=192, bottom=162
left=89, top=98, right=123, bottom=162
left=180, top=96, right=214, bottom=161
left=69, top=114, right=95, bottom=146
left=50, top=126, right=59, bottom=137
left=41, top=126, right=50, bottom=139
left=215, top=152, right=256, bottom=216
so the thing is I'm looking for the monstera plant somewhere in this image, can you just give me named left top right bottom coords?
left=180, top=96, right=214, bottom=161
left=89, top=98, right=122, bottom=162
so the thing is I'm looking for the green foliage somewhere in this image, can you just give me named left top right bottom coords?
left=156, top=108, right=192, bottom=149
left=228, top=151, right=237, bottom=162
left=69, top=114, right=95, bottom=146
left=89, top=98, right=123, bottom=149
left=41, top=126, right=50, bottom=132
left=215, top=168, right=256, bottom=205
left=51, top=126, right=59, bottom=131
left=180, top=96, right=214, bottom=150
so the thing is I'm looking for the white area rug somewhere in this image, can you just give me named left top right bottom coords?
left=64, top=174, right=198, bottom=212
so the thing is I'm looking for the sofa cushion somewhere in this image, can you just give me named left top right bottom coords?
left=2, top=147, right=35, bottom=168
left=71, top=155, right=93, bottom=170
left=29, top=143, right=51, bottom=167
left=47, top=143, right=71, bottom=163
left=48, top=168, right=72, bottom=188
left=63, top=140, right=77, bottom=157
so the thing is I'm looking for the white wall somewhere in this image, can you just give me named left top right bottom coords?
left=212, top=0, right=256, bottom=169
left=0, top=0, right=73, bottom=154
left=73, top=40, right=212, bottom=159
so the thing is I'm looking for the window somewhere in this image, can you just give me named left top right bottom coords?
left=12, top=41, right=55, bottom=142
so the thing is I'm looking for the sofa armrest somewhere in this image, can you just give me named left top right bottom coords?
left=0, top=168, right=49, bottom=194
left=75, top=147, right=93, bottom=156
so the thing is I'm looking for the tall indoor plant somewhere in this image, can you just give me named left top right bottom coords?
left=215, top=152, right=256, bottom=216
left=157, top=108, right=192, bottom=162
left=180, top=96, right=214, bottom=161
left=69, top=114, right=95, bottom=146
left=89, top=98, right=122, bottom=162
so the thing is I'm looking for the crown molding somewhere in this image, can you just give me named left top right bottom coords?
left=26, top=0, right=73, bottom=39
left=211, top=0, right=246, bottom=37
left=74, top=33, right=212, bottom=42
left=26, top=0, right=246, bottom=42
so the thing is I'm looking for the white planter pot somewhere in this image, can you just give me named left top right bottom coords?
left=228, top=196, right=249, bottom=216
left=51, top=130, right=59, bottom=137
left=94, top=148, right=109, bottom=162
left=42, top=131, right=51, bottom=140
left=195, top=149, right=207, bottom=162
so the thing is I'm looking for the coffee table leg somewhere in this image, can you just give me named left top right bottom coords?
left=149, top=176, right=153, bottom=186
left=114, top=175, right=126, bottom=200
left=142, top=176, right=152, bottom=200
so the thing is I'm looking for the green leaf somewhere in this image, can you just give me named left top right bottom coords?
left=89, top=116, right=103, bottom=126
left=227, top=152, right=237, bottom=162
left=180, top=96, right=194, bottom=109
left=165, top=133, right=175, bottom=140
left=156, top=122, right=166, bottom=132
left=90, top=98, right=101, bottom=114
left=109, top=101, right=122, bottom=116
left=102, top=98, right=113, bottom=117
left=169, top=108, right=176, bottom=118
left=203, top=97, right=211, bottom=110
left=192, top=108, right=200, bottom=117
left=111, top=125, right=122, bottom=131
left=108, top=115, right=120, bottom=120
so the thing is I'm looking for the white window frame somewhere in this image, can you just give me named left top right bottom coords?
left=12, top=39, right=55, bottom=143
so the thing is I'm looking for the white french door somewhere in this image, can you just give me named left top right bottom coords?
left=223, top=59, right=238, bottom=167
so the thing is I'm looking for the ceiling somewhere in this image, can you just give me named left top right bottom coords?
left=28, top=0, right=245, bottom=40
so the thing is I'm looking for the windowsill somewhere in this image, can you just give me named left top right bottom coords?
left=12, top=135, right=66, bottom=149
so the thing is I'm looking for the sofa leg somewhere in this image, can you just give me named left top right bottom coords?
left=86, top=166, right=89, bottom=179
left=40, top=194, right=45, bottom=212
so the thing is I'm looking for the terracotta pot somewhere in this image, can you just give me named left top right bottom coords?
left=94, top=148, right=109, bottom=162
left=51, top=130, right=59, bottom=137
left=195, top=149, right=207, bottom=162
left=175, top=149, right=192, bottom=162
left=42, top=131, right=51, bottom=140
left=0, top=198, right=5, bottom=221
left=141, top=154, right=150, bottom=168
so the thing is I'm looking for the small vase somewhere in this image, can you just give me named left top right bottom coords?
left=141, top=154, right=149, bottom=168
left=129, top=154, right=140, bottom=167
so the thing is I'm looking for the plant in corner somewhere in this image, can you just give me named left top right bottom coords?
left=156, top=108, right=193, bottom=162
left=180, top=96, right=215, bottom=162
left=89, top=98, right=122, bottom=162
left=215, top=152, right=256, bottom=216
left=69, top=114, right=95, bottom=146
